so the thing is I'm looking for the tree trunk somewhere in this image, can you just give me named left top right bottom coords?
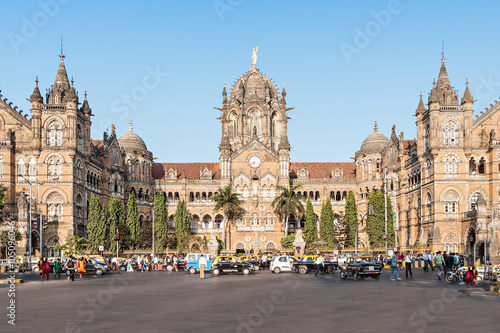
left=222, top=216, right=227, bottom=251
left=284, top=216, right=289, bottom=236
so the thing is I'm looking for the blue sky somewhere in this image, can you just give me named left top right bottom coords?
left=2, top=0, right=500, bottom=163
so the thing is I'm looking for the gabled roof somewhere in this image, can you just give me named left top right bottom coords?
left=91, top=140, right=104, bottom=152
left=153, top=163, right=220, bottom=180
left=290, top=162, right=356, bottom=179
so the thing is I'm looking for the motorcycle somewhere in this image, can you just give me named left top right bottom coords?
left=445, top=265, right=466, bottom=284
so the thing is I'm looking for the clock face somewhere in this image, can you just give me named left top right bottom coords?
left=249, top=156, right=262, bottom=168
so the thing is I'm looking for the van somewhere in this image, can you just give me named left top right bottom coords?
left=185, top=253, right=216, bottom=274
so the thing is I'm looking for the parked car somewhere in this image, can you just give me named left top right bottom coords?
left=339, top=256, right=383, bottom=280
left=292, top=255, right=338, bottom=274
left=211, top=256, right=253, bottom=275
left=239, top=255, right=262, bottom=270
left=270, top=256, right=298, bottom=273
left=84, top=259, right=110, bottom=275
left=185, top=253, right=216, bottom=274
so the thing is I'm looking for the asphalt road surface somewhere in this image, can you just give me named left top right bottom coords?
left=1, top=268, right=499, bottom=333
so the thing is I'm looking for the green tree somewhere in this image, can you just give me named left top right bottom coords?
left=344, top=191, right=358, bottom=248
left=126, top=191, right=140, bottom=250
left=174, top=200, right=192, bottom=254
left=108, top=197, right=128, bottom=253
left=1, top=230, right=22, bottom=258
left=304, top=199, right=318, bottom=247
left=271, top=184, right=304, bottom=236
left=365, top=190, right=395, bottom=248
left=320, top=197, right=335, bottom=248
left=53, top=236, right=87, bottom=256
left=280, top=233, right=296, bottom=249
left=87, top=194, right=107, bottom=254
left=154, top=192, right=169, bottom=254
left=0, top=185, right=7, bottom=211
left=212, top=185, right=243, bottom=250
left=138, top=217, right=153, bottom=250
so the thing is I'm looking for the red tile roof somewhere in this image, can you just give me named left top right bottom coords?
left=403, top=140, right=416, bottom=152
left=91, top=140, right=104, bottom=151
left=153, top=163, right=220, bottom=180
left=290, top=162, right=356, bottom=179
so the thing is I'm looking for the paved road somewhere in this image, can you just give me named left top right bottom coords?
left=1, top=268, right=498, bottom=333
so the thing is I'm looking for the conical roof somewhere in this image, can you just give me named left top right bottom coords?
left=53, top=55, right=70, bottom=92
left=30, top=77, right=43, bottom=103
left=436, top=59, right=451, bottom=90
left=461, top=79, right=474, bottom=104
left=118, top=119, right=147, bottom=151
left=416, top=92, right=426, bottom=114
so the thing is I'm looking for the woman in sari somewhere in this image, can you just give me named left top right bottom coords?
left=465, top=267, right=476, bottom=286
left=53, top=258, right=62, bottom=279
left=41, top=258, right=51, bottom=281
left=77, top=257, right=86, bottom=279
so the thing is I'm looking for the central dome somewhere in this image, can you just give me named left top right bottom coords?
left=356, top=122, right=389, bottom=157
left=118, top=120, right=147, bottom=152
left=229, top=68, right=279, bottom=102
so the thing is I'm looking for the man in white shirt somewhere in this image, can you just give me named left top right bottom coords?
left=199, top=255, right=207, bottom=279
left=261, top=254, right=267, bottom=270
left=314, top=255, right=325, bottom=276
left=153, top=256, right=159, bottom=271
left=405, top=251, right=413, bottom=278
left=423, top=251, right=429, bottom=272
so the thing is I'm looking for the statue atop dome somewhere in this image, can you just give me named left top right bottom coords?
left=252, top=44, right=258, bottom=68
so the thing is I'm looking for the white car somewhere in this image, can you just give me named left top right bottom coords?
left=270, top=256, right=298, bottom=273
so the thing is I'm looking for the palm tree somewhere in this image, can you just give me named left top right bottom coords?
left=272, top=184, right=305, bottom=236
left=212, top=185, right=243, bottom=250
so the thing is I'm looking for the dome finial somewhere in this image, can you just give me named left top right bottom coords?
left=374, top=120, right=378, bottom=132
left=129, top=118, right=133, bottom=131
left=252, top=43, right=258, bottom=68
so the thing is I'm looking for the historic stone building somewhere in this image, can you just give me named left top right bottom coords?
left=1, top=51, right=499, bottom=264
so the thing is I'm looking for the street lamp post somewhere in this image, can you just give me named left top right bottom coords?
left=151, top=202, right=155, bottom=256
left=19, top=174, right=33, bottom=271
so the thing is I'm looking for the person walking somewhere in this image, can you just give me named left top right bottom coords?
left=405, top=251, right=413, bottom=278
left=429, top=252, right=435, bottom=271
left=111, top=257, right=117, bottom=271
left=199, top=254, right=207, bottom=279
left=390, top=251, right=402, bottom=281
left=54, top=258, right=62, bottom=279
left=434, top=251, right=446, bottom=280
left=153, top=255, right=159, bottom=271
left=63, top=256, right=76, bottom=282
left=173, top=255, right=179, bottom=272
left=314, top=255, right=325, bottom=276
left=40, top=258, right=50, bottom=281
left=423, top=251, right=430, bottom=272
left=77, top=257, right=86, bottom=279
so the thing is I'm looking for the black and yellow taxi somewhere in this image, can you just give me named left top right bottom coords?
left=292, top=255, right=338, bottom=274
left=211, top=256, right=253, bottom=275
left=339, top=255, right=383, bottom=280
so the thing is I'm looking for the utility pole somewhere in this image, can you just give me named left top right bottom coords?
left=19, top=174, right=33, bottom=272
left=384, top=169, right=388, bottom=262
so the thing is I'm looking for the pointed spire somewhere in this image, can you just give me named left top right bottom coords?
left=111, top=124, right=116, bottom=136
left=461, top=78, right=474, bottom=104
left=222, top=82, right=227, bottom=102
left=81, top=90, right=91, bottom=114
left=436, top=57, right=451, bottom=90
left=30, top=76, right=43, bottom=103
left=219, top=132, right=231, bottom=149
left=129, top=119, right=133, bottom=132
left=416, top=91, right=426, bottom=114
left=374, top=120, right=378, bottom=132
left=52, top=51, right=70, bottom=94
left=278, top=135, right=291, bottom=149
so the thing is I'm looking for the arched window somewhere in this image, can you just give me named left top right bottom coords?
left=229, top=112, right=237, bottom=138
left=248, top=109, right=260, bottom=136
left=424, top=124, right=430, bottom=150
left=28, top=158, right=37, bottom=176
left=444, top=157, right=457, bottom=174
left=17, top=158, right=26, bottom=176
left=478, top=158, right=485, bottom=174
left=48, top=156, right=63, bottom=179
left=47, top=121, right=63, bottom=147
left=0, top=155, right=4, bottom=175
left=471, top=192, right=480, bottom=211
left=77, top=125, right=83, bottom=151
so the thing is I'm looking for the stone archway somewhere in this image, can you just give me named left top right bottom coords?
left=235, top=242, right=245, bottom=255
left=465, top=227, right=476, bottom=266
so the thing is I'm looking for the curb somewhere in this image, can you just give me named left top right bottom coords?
left=1, top=279, right=24, bottom=284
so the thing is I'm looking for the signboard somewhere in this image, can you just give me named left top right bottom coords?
left=393, top=212, right=398, bottom=231
left=98, top=245, right=104, bottom=252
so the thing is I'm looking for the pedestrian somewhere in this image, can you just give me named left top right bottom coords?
left=434, top=251, right=446, bottom=280
left=173, top=255, right=179, bottom=272
left=63, top=256, right=76, bottom=282
left=390, top=251, right=402, bottom=281
left=378, top=253, right=384, bottom=265
left=446, top=252, right=454, bottom=273
left=261, top=254, right=267, bottom=270
left=111, top=257, right=117, bottom=271
left=77, top=257, right=86, bottom=279
left=325, top=253, right=331, bottom=262
left=405, top=251, right=413, bottom=278
left=397, top=252, right=403, bottom=268
left=465, top=267, right=476, bottom=286
left=429, top=252, right=435, bottom=271
left=54, top=258, right=62, bottom=279
left=423, top=251, right=430, bottom=272
left=40, top=258, right=50, bottom=281
left=314, top=254, right=325, bottom=276
left=199, top=254, right=207, bottom=279
left=443, top=251, right=448, bottom=274
left=153, top=255, right=159, bottom=271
